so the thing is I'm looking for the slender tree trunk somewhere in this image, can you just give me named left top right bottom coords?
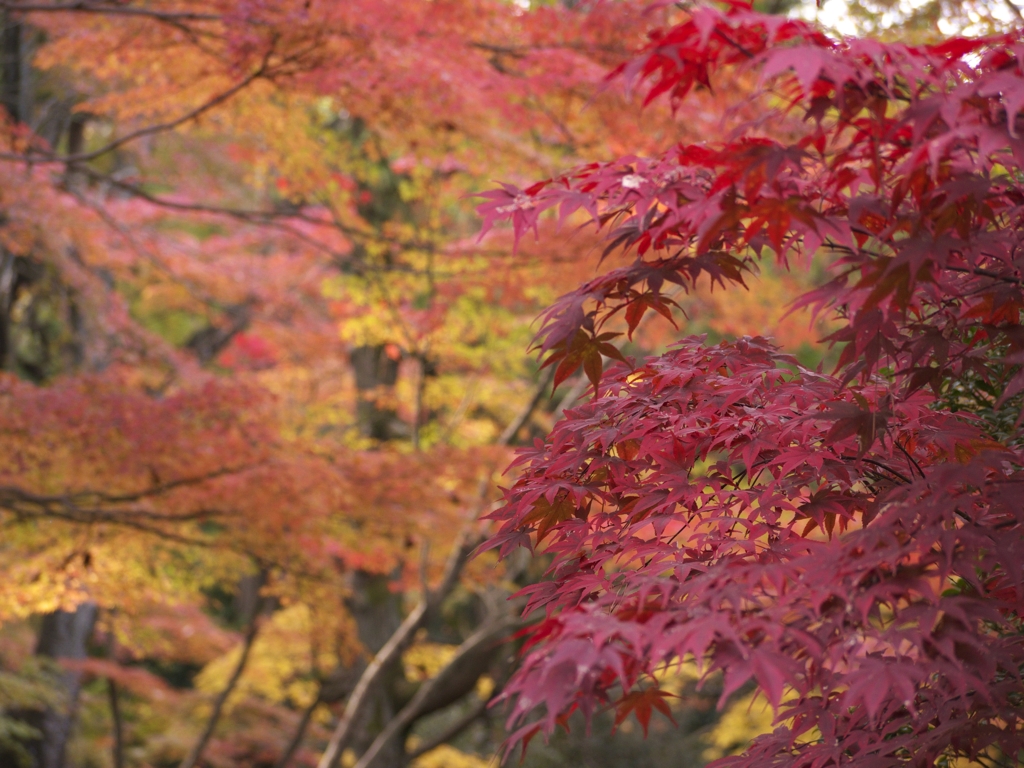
left=0, top=12, right=31, bottom=124
left=1, top=12, right=24, bottom=122
left=273, top=692, right=321, bottom=768
left=0, top=247, right=16, bottom=370
left=351, top=344, right=401, bottom=440
left=411, top=354, right=425, bottom=450
left=31, top=603, right=99, bottom=768
left=64, top=113, right=88, bottom=192
left=107, top=678, right=124, bottom=768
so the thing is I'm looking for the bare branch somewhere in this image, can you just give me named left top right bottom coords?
left=107, top=677, right=125, bottom=768
left=315, top=599, right=428, bottom=768
left=549, top=372, right=590, bottom=423
left=497, top=367, right=554, bottom=446
left=179, top=594, right=264, bottom=768
left=0, top=1, right=219, bottom=21
left=69, top=52, right=271, bottom=164
left=273, top=691, right=321, bottom=768
left=315, top=528, right=483, bottom=768
left=406, top=697, right=488, bottom=760
left=0, top=462, right=260, bottom=513
left=0, top=44, right=271, bottom=167
left=353, top=616, right=521, bottom=768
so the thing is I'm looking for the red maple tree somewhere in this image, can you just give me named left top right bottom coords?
left=482, top=5, right=1024, bottom=767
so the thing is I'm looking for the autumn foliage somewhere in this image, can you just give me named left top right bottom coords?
left=482, top=5, right=1024, bottom=767
left=1, top=0, right=1022, bottom=766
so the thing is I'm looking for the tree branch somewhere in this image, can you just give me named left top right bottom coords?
left=315, top=522, right=485, bottom=768
left=549, top=371, right=590, bottom=423
left=314, top=597, right=429, bottom=768
left=0, top=463, right=262, bottom=507
left=0, top=1, right=219, bottom=21
left=70, top=52, right=272, bottom=164
left=178, top=597, right=263, bottom=768
left=405, top=696, right=488, bottom=761
left=944, top=265, right=1023, bottom=286
left=0, top=44, right=272, bottom=167
left=107, top=677, right=125, bottom=768
left=273, top=692, right=321, bottom=768
left=352, top=616, right=520, bottom=768
left=314, top=371, right=553, bottom=768
left=0, top=494, right=228, bottom=548
left=497, top=367, right=553, bottom=446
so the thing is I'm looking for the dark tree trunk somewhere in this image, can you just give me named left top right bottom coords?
left=0, top=246, right=15, bottom=370
left=1, top=14, right=23, bottom=122
left=25, top=604, right=98, bottom=768
left=350, top=344, right=402, bottom=440
left=63, top=113, right=89, bottom=191
left=0, top=15, right=25, bottom=363
left=66, top=113, right=85, bottom=156
left=232, top=571, right=266, bottom=627
left=1, top=13, right=31, bottom=124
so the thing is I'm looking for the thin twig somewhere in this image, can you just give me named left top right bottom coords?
left=412, top=353, right=428, bottom=451
left=497, top=368, right=554, bottom=446
left=178, top=606, right=263, bottom=768
left=273, top=692, right=321, bottom=768
left=549, top=372, right=590, bottom=423
left=890, top=432, right=926, bottom=480
left=6, top=47, right=274, bottom=166
left=943, top=265, right=1023, bottom=286
left=107, top=677, right=124, bottom=768
left=837, top=455, right=912, bottom=484
left=0, top=1, right=219, bottom=21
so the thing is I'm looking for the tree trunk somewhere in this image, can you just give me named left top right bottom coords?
left=63, top=113, right=88, bottom=192
left=350, top=344, right=402, bottom=440
left=0, top=13, right=31, bottom=124
left=1, top=13, right=23, bottom=122
left=0, top=247, right=15, bottom=370
left=28, top=603, right=98, bottom=768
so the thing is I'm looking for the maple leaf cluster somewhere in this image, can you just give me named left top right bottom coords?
left=482, top=5, right=1024, bottom=767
